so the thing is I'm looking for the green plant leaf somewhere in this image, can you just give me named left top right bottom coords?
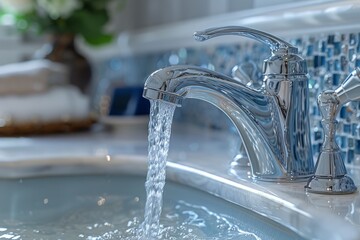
left=68, top=8, right=112, bottom=45
left=83, top=33, right=113, bottom=46
left=85, top=0, right=111, bottom=9
left=0, top=1, right=119, bottom=46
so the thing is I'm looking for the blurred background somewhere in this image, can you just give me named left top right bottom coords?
left=0, top=0, right=329, bottom=136
left=0, top=0, right=311, bottom=64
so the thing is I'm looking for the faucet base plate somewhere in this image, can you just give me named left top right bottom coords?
left=231, top=154, right=250, bottom=168
left=229, top=166, right=314, bottom=182
left=305, top=175, right=357, bottom=195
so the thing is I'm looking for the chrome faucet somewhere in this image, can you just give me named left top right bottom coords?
left=143, top=26, right=314, bottom=182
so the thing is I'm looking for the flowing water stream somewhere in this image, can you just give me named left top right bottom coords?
left=140, top=100, right=176, bottom=239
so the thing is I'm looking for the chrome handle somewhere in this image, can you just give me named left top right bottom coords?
left=194, top=26, right=298, bottom=54
left=305, top=68, right=360, bottom=195
left=335, top=67, right=360, bottom=104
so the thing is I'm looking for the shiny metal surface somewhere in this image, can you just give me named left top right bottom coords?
left=194, top=26, right=307, bottom=76
left=232, top=61, right=262, bottom=90
left=335, top=67, right=360, bottom=104
left=231, top=61, right=262, bottom=168
left=305, top=68, right=360, bottom=194
left=143, top=26, right=314, bottom=182
left=194, top=26, right=297, bottom=54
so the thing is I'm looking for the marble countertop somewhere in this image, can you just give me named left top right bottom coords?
left=0, top=123, right=359, bottom=240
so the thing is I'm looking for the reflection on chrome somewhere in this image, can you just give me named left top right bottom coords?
left=143, top=26, right=314, bottom=182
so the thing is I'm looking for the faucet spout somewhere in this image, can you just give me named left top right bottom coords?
left=143, top=65, right=314, bottom=181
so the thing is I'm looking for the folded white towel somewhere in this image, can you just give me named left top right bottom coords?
left=0, top=59, right=68, bottom=95
left=0, top=86, right=90, bottom=125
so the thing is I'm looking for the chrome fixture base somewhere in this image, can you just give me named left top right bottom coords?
left=305, top=68, right=360, bottom=194
left=305, top=176, right=357, bottom=195
left=231, top=154, right=250, bottom=168
left=230, top=142, right=251, bottom=168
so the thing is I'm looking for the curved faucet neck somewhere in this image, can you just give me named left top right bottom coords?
left=143, top=65, right=314, bottom=181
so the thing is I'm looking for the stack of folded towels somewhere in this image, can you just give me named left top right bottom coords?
left=0, top=59, right=93, bottom=135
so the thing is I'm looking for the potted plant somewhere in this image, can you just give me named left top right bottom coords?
left=0, top=0, right=123, bottom=92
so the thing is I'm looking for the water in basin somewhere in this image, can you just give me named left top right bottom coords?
left=0, top=174, right=304, bottom=240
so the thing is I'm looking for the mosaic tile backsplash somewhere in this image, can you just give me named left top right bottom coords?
left=96, top=31, right=360, bottom=164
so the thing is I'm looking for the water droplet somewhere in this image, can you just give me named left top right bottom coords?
left=169, top=54, right=179, bottom=65
left=97, top=197, right=106, bottom=206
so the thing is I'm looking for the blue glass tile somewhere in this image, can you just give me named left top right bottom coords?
left=332, top=73, right=341, bottom=86
left=314, top=129, right=322, bottom=141
left=341, top=34, right=346, bottom=42
left=307, top=59, right=314, bottom=69
left=326, top=60, right=333, bottom=72
left=310, top=106, right=317, bottom=116
left=341, top=43, right=348, bottom=56
left=355, top=58, right=360, bottom=68
left=314, top=55, right=321, bottom=68
left=307, top=45, right=314, bottom=56
left=320, top=40, right=326, bottom=53
left=348, top=138, right=355, bottom=148
left=349, top=33, right=357, bottom=46
left=312, top=105, right=320, bottom=116
left=328, top=35, right=335, bottom=44
left=341, top=151, right=347, bottom=162
left=355, top=139, right=360, bottom=154
left=340, top=56, right=348, bottom=71
left=336, top=136, right=341, bottom=146
left=348, top=48, right=355, bottom=62
left=339, top=106, right=348, bottom=119
left=308, top=78, right=316, bottom=89
left=334, top=42, right=341, bottom=55
left=339, top=136, right=348, bottom=149
left=334, top=59, right=341, bottom=71
left=348, top=149, right=355, bottom=163
left=344, top=123, right=351, bottom=133
left=327, top=47, right=334, bottom=58
left=352, top=123, right=359, bottom=136
left=312, top=143, right=322, bottom=154
left=312, top=145, right=317, bottom=154
left=320, top=56, right=326, bottom=67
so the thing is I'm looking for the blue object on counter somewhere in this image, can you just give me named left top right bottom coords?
left=108, top=86, right=150, bottom=116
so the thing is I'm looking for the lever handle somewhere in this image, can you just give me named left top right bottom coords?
left=335, top=67, right=360, bottom=104
left=194, top=26, right=306, bottom=76
left=194, top=26, right=297, bottom=54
